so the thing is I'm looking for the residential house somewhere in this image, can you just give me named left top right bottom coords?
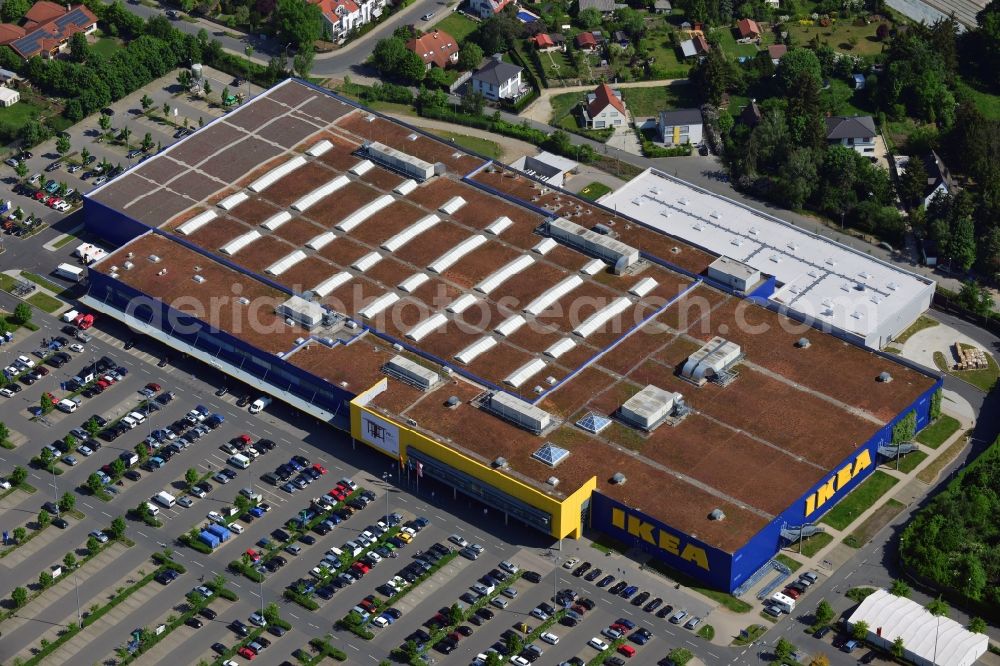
left=0, top=1, right=97, bottom=60
left=0, top=67, right=20, bottom=83
left=612, top=30, right=629, bottom=46
left=309, top=0, right=387, bottom=44
left=922, top=150, right=956, bottom=208
left=468, top=0, right=516, bottom=18
left=470, top=54, right=524, bottom=101
left=406, top=29, right=459, bottom=69
left=825, top=115, right=876, bottom=154
left=582, top=83, right=626, bottom=129
left=679, top=34, right=710, bottom=58
left=767, top=43, right=786, bottom=64
left=738, top=99, right=762, bottom=127
left=575, top=31, right=599, bottom=51
left=578, top=0, right=619, bottom=12
left=653, top=0, right=672, bottom=12
left=510, top=151, right=578, bottom=188
left=658, top=108, right=703, bottom=146
left=736, top=17, right=760, bottom=40
left=531, top=33, right=565, bottom=51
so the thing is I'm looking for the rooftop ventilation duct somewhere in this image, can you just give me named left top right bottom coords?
left=709, top=508, right=726, bottom=521
left=877, top=371, right=893, bottom=383
left=795, top=337, right=811, bottom=348
left=611, top=472, right=626, bottom=485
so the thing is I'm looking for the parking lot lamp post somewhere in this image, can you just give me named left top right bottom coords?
left=75, top=566, right=81, bottom=623
left=382, top=471, right=390, bottom=523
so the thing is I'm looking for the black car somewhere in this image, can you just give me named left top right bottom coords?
left=52, top=517, right=69, bottom=529
left=257, top=438, right=275, bottom=451
left=313, top=523, right=330, bottom=536
left=631, top=591, right=650, bottom=606
left=435, top=638, right=457, bottom=654
left=186, top=617, right=203, bottom=628
left=475, top=607, right=494, bottom=621
left=597, top=575, right=615, bottom=588
left=215, top=386, right=229, bottom=397
left=268, top=625, right=287, bottom=637
left=221, top=468, right=237, bottom=479
left=211, top=642, right=227, bottom=655
left=125, top=470, right=141, bottom=481
left=230, top=620, right=250, bottom=637
left=200, top=607, right=218, bottom=620
left=237, top=394, right=252, bottom=407
left=656, top=604, right=674, bottom=619
left=299, top=534, right=316, bottom=545
left=272, top=528, right=291, bottom=542
left=813, top=625, right=832, bottom=639
left=585, top=568, right=603, bottom=582
left=155, top=569, right=179, bottom=585
left=573, top=562, right=591, bottom=577
left=559, top=615, right=578, bottom=627
left=609, top=581, right=628, bottom=595
left=644, top=597, right=663, bottom=613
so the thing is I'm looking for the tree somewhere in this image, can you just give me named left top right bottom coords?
left=13, top=526, right=26, bottom=542
left=473, top=9, right=523, bottom=54
left=11, top=585, right=27, bottom=608
left=59, top=491, right=75, bottom=513
left=457, top=42, right=484, bottom=71
left=577, top=7, right=603, bottom=28
left=814, top=599, right=834, bottom=626
left=87, top=535, right=100, bottom=554
left=0, top=0, right=30, bottom=22
left=110, top=516, right=127, bottom=539
left=504, top=631, right=523, bottom=655
left=80, top=147, right=91, bottom=166
left=39, top=446, right=56, bottom=470
left=0, top=421, right=9, bottom=444
left=87, top=473, right=103, bottom=495
left=275, top=0, right=323, bottom=49
left=692, top=47, right=740, bottom=106
left=775, top=638, right=796, bottom=660
left=69, top=32, right=89, bottom=62
left=39, top=570, right=53, bottom=588
left=203, top=80, right=212, bottom=96
left=141, top=132, right=154, bottom=152
left=110, top=458, right=126, bottom=479
left=63, top=552, right=77, bottom=569
left=969, top=617, right=987, bottom=633
left=949, top=215, right=977, bottom=271
left=667, top=648, right=693, bottom=666
left=15, top=161, right=28, bottom=180
left=234, top=494, right=251, bottom=513
left=140, top=94, right=154, bottom=112
left=897, top=156, right=928, bottom=209
left=293, top=46, right=315, bottom=78
left=263, top=601, right=280, bottom=624
left=38, top=509, right=51, bottom=528
left=402, top=639, right=420, bottom=658
left=84, top=417, right=101, bottom=436
left=891, top=635, right=905, bottom=658
left=889, top=579, right=910, bottom=597
left=11, top=465, right=26, bottom=486
left=185, top=468, right=200, bottom=487
left=956, top=276, right=990, bottom=314
left=851, top=620, right=869, bottom=641
left=777, top=47, right=822, bottom=92
left=98, top=114, right=112, bottom=132
left=64, top=434, right=77, bottom=451
left=13, top=302, right=32, bottom=325
left=449, top=603, right=463, bottom=624
left=426, top=67, right=449, bottom=89
left=927, top=596, right=949, bottom=617
left=135, top=501, right=152, bottom=521
left=808, top=654, right=830, bottom=666
left=461, top=90, right=486, bottom=115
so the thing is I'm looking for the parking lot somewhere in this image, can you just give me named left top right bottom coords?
left=0, top=297, right=738, bottom=666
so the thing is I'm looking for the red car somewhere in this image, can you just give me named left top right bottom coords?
left=351, top=561, right=370, bottom=574
left=246, top=548, right=260, bottom=562
left=44, top=196, right=57, bottom=206
left=782, top=588, right=801, bottom=599
left=328, top=487, right=345, bottom=500
left=77, top=313, right=94, bottom=329
left=237, top=646, right=256, bottom=660
left=236, top=434, right=252, bottom=445
left=33, top=190, right=46, bottom=201
left=312, top=463, right=327, bottom=475
left=96, top=380, right=110, bottom=389
left=145, top=382, right=161, bottom=392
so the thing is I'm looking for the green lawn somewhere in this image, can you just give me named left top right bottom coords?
left=797, top=531, right=834, bottom=557
left=842, top=498, right=905, bottom=548
left=0, top=273, right=16, bottom=292
left=639, top=29, right=691, bottom=79
left=820, top=471, right=899, bottom=531
left=431, top=12, right=478, bottom=42
left=0, top=96, right=48, bottom=144
left=775, top=553, right=802, bottom=572
left=424, top=130, right=502, bottom=159
left=916, top=415, right=960, bottom=449
left=90, top=36, right=123, bottom=59
left=578, top=181, right=612, bottom=200
left=933, top=347, right=999, bottom=392
left=708, top=26, right=771, bottom=59
left=535, top=48, right=579, bottom=84
left=550, top=91, right=584, bottom=125
left=621, top=83, right=698, bottom=116
left=894, top=450, right=928, bottom=474
left=27, top=292, right=62, bottom=313
left=955, top=81, right=1000, bottom=120
left=785, top=19, right=886, bottom=56
left=820, top=79, right=870, bottom=117
left=892, top=315, right=939, bottom=345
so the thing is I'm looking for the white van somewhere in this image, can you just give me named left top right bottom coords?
left=327, top=546, right=344, bottom=559
left=249, top=396, right=271, bottom=414
left=128, top=411, right=146, bottom=424
left=229, top=522, right=244, bottom=535
left=153, top=491, right=176, bottom=508
left=228, top=454, right=250, bottom=469
left=56, top=398, right=78, bottom=413
left=121, top=415, right=137, bottom=429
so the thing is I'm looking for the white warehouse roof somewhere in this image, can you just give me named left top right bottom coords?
left=600, top=168, right=935, bottom=347
left=847, top=589, right=988, bottom=666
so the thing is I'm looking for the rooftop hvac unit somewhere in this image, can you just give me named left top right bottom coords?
left=709, top=508, right=726, bottom=521
left=345, top=320, right=358, bottom=329
left=492, top=457, right=508, bottom=469
left=877, top=372, right=893, bottom=383
left=123, top=261, right=134, bottom=270
left=681, top=336, right=742, bottom=385
left=385, top=355, right=440, bottom=391
left=488, top=392, right=552, bottom=433
left=620, top=385, right=681, bottom=431
left=795, top=337, right=811, bottom=348
left=547, top=477, right=559, bottom=487
left=611, top=472, right=627, bottom=485
left=393, top=343, right=403, bottom=351
left=546, top=217, right=639, bottom=274
left=446, top=396, right=460, bottom=407
left=148, top=254, right=161, bottom=263
left=237, top=297, right=250, bottom=305
left=192, top=274, right=206, bottom=284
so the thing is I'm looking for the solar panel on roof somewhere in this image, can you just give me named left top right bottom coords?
left=576, top=412, right=612, bottom=433
left=531, top=442, right=570, bottom=467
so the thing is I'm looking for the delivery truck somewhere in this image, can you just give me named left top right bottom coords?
left=153, top=491, right=176, bottom=508
left=54, top=263, right=85, bottom=282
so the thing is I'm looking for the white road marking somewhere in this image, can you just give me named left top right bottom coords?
left=193, top=560, right=204, bottom=567
left=138, top=531, right=149, bottom=539
left=231, top=582, right=241, bottom=588
left=289, top=612, right=300, bottom=619
left=102, top=511, right=113, bottom=517
left=348, top=645, right=359, bottom=651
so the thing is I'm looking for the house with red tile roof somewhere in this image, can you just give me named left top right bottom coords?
left=575, top=31, right=599, bottom=51
left=308, top=0, right=387, bottom=44
left=737, top=18, right=760, bottom=40
left=767, top=43, right=787, bottom=64
left=582, top=83, right=626, bottom=129
left=0, top=1, right=97, bottom=59
left=406, top=30, right=459, bottom=69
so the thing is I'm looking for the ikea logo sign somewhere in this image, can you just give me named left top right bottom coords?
left=804, top=449, right=872, bottom=517
left=611, top=508, right=710, bottom=571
